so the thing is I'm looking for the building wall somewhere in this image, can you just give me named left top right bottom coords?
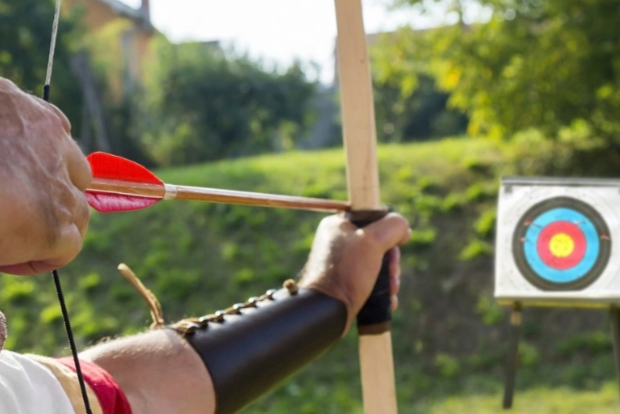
left=131, top=29, right=153, bottom=83
left=64, top=0, right=154, bottom=98
left=65, top=0, right=123, bottom=32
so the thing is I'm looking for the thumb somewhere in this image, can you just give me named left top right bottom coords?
left=363, top=213, right=411, bottom=251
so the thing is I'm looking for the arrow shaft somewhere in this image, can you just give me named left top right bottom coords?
left=88, top=178, right=350, bottom=213
left=173, top=184, right=349, bottom=212
left=89, top=178, right=166, bottom=198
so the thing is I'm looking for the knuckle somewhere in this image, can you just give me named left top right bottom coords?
left=73, top=188, right=90, bottom=223
left=49, top=104, right=72, bottom=133
left=359, top=229, right=383, bottom=252
left=389, top=213, right=410, bottom=229
left=35, top=101, right=71, bottom=136
left=0, top=77, right=18, bottom=90
left=59, top=225, right=85, bottom=266
left=391, top=295, right=399, bottom=312
left=49, top=110, right=70, bottom=135
left=320, top=214, right=338, bottom=226
left=78, top=197, right=90, bottom=224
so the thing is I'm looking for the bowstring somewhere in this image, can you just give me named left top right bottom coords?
left=44, top=1, right=93, bottom=413
left=43, top=0, right=62, bottom=101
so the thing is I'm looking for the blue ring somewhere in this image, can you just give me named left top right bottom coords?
left=523, top=208, right=600, bottom=283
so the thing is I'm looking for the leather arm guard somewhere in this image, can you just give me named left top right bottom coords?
left=170, top=280, right=347, bottom=414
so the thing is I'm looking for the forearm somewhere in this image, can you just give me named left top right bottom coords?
left=80, top=329, right=216, bottom=414
left=79, top=284, right=346, bottom=414
left=74, top=214, right=407, bottom=413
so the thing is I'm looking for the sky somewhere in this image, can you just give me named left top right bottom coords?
left=119, top=0, right=486, bottom=83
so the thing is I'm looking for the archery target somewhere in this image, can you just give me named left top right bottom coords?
left=495, top=178, right=620, bottom=306
left=512, top=197, right=611, bottom=291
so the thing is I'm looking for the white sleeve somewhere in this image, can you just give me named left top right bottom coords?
left=0, top=350, right=76, bottom=414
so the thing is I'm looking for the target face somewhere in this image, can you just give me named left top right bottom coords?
left=512, top=197, right=612, bottom=291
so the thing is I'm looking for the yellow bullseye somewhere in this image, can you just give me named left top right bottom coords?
left=549, top=233, right=575, bottom=258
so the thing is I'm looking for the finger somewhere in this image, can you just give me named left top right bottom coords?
left=46, top=102, right=72, bottom=134
left=391, top=295, right=399, bottom=312
left=388, top=247, right=400, bottom=278
left=46, top=223, right=84, bottom=272
left=390, top=267, right=401, bottom=296
left=0, top=263, right=40, bottom=276
left=0, top=222, right=84, bottom=276
left=401, top=228, right=412, bottom=246
left=0, top=77, right=20, bottom=92
left=0, top=260, right=59, bottom=276
left=63, top=139, right=92, bottom=192
left=69, top=185, right=91, bottom=238
left=390, top=272, right=400, bottom=296
left=364, top=213, right=411, bottom=251
left=389, top=248, right=401, bottom=296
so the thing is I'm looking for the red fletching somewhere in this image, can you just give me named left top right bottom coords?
left=87, top=152, right=162, bottom=185
left=86, top=192, right=160, bottom=213
left=86, top=152, right=163, bottom=213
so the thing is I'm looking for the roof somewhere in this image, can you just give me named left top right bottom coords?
left=94, top=0, right=149, bottom=25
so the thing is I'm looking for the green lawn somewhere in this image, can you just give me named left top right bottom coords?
left=1, top=136, right=618, bottom=412
left=426, top=383, right=619, bottom=414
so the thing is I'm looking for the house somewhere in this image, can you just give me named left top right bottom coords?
left=64, top=0, right=155, bottom=97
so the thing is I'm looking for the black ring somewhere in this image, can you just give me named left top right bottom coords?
left=512, top=197, right=612, bottom=291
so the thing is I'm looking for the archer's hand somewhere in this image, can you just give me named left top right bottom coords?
left=0, top=78, right=92, bottom=275
left=300, top=213, right=411, bottom=333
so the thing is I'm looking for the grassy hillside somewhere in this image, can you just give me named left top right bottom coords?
left=1, top=136, right=618, bottom=412
left=425, top=383, right=620, bottom=414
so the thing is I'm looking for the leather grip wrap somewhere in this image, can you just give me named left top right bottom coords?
left=180, top=288, right=347, bottom=414
left=348, top=210, right=392, bottom=332
left=356, top=255, right=391, bottom=328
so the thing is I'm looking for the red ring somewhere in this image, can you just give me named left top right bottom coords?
left=536, top=221, right=586, bottom=270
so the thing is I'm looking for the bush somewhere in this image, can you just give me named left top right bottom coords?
left=138, top=38, right=318, bottom=166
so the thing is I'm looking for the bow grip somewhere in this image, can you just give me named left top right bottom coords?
left=348, top=210, right=392, bottom=333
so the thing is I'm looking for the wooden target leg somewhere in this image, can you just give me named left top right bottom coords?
left=502, top=303, right=522, bottom=410
left=610, top=307, right=620, bottom=401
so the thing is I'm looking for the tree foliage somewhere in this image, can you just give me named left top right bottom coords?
left=138, top=38, right=318, bottom=166
left=371, top=29, right=468, bottom=142
left=394, top=0, right=620, bottom=145
left=0, top=0, right=83, bottom=130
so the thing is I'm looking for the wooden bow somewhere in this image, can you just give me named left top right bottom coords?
left=335, top=1, right=399, bottom=413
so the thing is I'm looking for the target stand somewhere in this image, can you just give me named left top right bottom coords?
left=495, top=177, right=620, bottom=409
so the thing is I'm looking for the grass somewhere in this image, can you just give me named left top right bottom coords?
left=1, top=136, right=618, bottom=412
left=425, top=383, right=619, bottom=414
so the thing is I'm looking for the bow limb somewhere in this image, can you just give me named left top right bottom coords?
left=334, top=1, right=398, bottom=414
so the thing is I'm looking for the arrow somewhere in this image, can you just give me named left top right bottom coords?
left=85, top=152, right=350, bottom=213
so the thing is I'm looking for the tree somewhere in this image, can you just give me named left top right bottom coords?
left=137, top=38, right=318, bottom=166
left=371, top=29, right=468, bottom=142
left=396, top=0, right=620, bottom=144
left=0, top=0, right=83, bottom=131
